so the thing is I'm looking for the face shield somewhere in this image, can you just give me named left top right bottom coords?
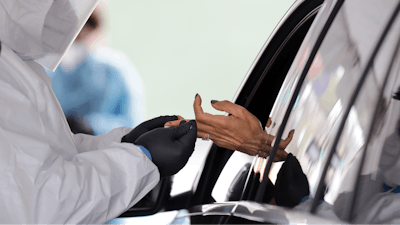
left=0, top=0, right=100, bottom=71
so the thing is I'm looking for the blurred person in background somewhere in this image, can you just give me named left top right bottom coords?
left=46, top=6, right=145, bottom=135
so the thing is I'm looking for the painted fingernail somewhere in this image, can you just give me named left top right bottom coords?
left=211, top=100, right=218, bottom=104
left=180, top=120, right=187, bottom=125
left=195, top=93, right=198, bottom=98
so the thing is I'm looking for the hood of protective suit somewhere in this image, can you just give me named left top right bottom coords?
left=0, top=0, right=99, bottom=71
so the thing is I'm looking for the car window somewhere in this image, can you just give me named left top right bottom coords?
left=235, top=0, right=339, bottom=203
left=211, top=0, right=325, bottom=203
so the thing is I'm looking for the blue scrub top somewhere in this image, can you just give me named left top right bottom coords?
left=47, top=47, right=144, bottom=135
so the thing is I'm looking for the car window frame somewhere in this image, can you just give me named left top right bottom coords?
left=252, top=0, right=346, bottom=203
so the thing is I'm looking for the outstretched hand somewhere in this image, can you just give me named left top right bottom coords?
left=164, top=94, right=294, bottom=160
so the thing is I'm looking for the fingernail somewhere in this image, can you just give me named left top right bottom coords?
left=211, top=100, right=218, bottom=104
left=195, top=93, right=198, bottom=98
left=179, top=120, right=187, bottom=125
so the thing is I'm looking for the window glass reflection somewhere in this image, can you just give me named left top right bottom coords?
left=253, top=0, right=400, bottom=219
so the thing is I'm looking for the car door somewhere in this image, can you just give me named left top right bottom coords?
left=192, top=0, right=400, bottom=223
left=180, top=0, right=400, bottom=223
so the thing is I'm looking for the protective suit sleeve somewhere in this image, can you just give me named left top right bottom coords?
left=0, top=45, right=159, bottom=224
left=66, top=143, right=160, bottom=223
left=74, top=127, right=153, bottom=159
left=73, top=126, right=132, bottom=153
left=2, top=124, right=159, bottom=223
left=3, top=128, right=159, bottom=223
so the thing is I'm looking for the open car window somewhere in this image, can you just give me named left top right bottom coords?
left=211, top=0, right=325, bottom=203
left=231, top=0, right=339, bottom=203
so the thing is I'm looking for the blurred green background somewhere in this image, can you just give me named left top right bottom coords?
left=104, top=0, right=294, bottom=120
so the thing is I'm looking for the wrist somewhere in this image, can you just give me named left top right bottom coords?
left=237, top=133, right=268, bottom=155
left=278, top=151, right=289, bottom=161
left=136, top=145, right=152, bottom=161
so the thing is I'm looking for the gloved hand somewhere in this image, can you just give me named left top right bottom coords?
left=121, top=115, right=180, bottom=144
left=274, top=153, right=309, bottom=208
left=134, top=120, right=197, bottom=177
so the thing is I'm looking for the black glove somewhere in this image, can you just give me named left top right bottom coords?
left=121, top=115, right=178, bottom=143
left=274, top=153, right=309, bottom=208
left=134, top=120, right=197, bottom=177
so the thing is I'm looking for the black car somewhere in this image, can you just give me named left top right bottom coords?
left=117, top=0, right=400, bottom=223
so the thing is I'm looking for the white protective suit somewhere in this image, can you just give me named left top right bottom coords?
left=0, top=0, right=159, bottom=223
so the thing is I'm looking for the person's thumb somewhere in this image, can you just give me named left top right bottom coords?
left=172, top=120, right=197, bottom=142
